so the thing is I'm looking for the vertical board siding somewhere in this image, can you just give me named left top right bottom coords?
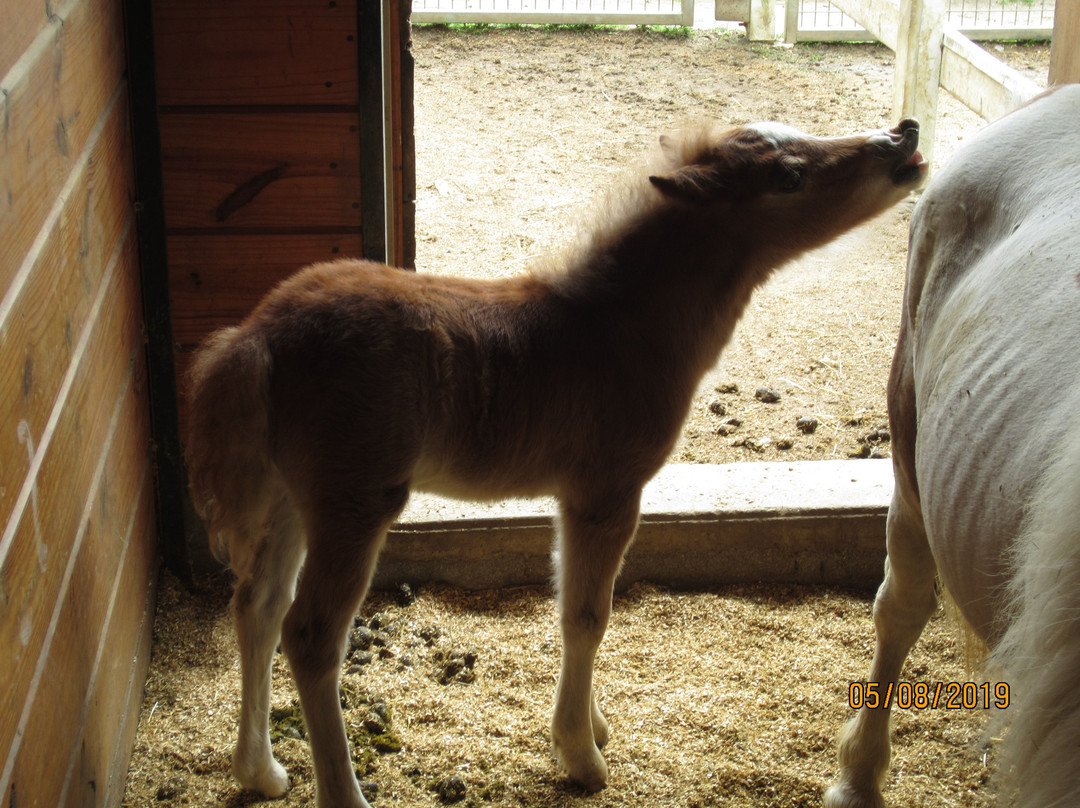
left=0, top=0, right=158, bottom=803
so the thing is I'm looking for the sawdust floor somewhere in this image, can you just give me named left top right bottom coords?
left=123, top=572, right=999, bottom=807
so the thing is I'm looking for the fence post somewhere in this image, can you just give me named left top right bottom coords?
left=1049, top=0, right=1080, bottom=85
left=748, top=0, right=775, bottom=40
left=893, top=0, right=944, bottom=168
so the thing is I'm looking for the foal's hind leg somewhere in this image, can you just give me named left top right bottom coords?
left=230, top=497, right=305, bottom=797
left=281, top=485, right=409, bottom=808
left=825, top=486, right=938, bottom=808
left=551, top=488, right=642, bottom=792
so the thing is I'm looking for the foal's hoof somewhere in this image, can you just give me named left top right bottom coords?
left=823, top=782, right=887, bottom=808
left=233, top=756, right=289, bottom=799
left=555, top=742, right=609, bottom=793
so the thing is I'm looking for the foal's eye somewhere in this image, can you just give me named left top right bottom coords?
left=780, top=167, right=804, bottom=193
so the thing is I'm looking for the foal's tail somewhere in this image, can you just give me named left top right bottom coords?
left=184, top=325, right=277, bottom=566
left=989, top=434, right=1080, bottom=808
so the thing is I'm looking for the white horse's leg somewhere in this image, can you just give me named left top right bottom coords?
left=230, top=499, right=305, bottom=797
left=825, top=487, right=938, bottom=808
left=281, top=487, right=407, bottom=808
left=551, top=489, right=641, bottom=792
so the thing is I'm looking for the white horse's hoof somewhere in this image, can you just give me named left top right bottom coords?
left=823, top=782, right=886, bottom=808
left=233, top=755, right=289, bottom=798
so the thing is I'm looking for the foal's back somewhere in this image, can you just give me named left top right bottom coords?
left=253, top=259, right=679, bottom=503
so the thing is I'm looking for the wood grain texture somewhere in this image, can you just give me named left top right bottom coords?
left=0, top=231, right=144, bottom=787
left=0, top=0, right=49, bottom=80
left=1050, top=2, right=1080, bottom=84
left=0, top=0, right=127, bottom=295
left=160, top=112, right=363, bottom=230
left=153, top=0, right=358, bottom=106
left=7, top=364, right=153, bottom=808
left=167, top=233, right=365, bottom=347
left=0, top=93, right=134, bottom=531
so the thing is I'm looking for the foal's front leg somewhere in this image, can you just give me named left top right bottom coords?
left=551, top=489, right=642, bottom=792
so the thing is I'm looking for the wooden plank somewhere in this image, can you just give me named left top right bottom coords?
left=9, top=366, right=152, bottom=808
left=0, top=0, right=127, bottom=296
left=153, top=0, right=358, bottom=106
left=941, top=27, right=1041, bottom=122
left=892, top=0, right=943, bottom=167
left=100, top=561, right=157, bottom=806
left=167, top=233, right=364, bottom=347
left=829, top=0, right=900, bottom=49
left=0, top=93, right=134, bottom=531
left=159, top=112, right=362, bottom=230
left=1050, top=0, right=1080, bottom=84
left=0, top=231, right=143, bottom=787
left=0, top=0, right=49, bottom=81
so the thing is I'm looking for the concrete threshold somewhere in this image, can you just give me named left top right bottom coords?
left=377, top=459, right=893, bottom=593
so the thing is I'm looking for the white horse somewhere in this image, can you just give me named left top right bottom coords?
left=827, top=83, right=1080, bottom=808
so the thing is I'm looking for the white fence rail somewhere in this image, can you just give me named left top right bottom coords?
left=410, top=0, right=696, bottom=25
left=788, top=0, right=1055, bottom=42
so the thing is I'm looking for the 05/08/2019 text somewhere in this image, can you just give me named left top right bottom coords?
left=848, top=681, right=1010, bottom=710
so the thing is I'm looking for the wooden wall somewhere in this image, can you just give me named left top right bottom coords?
left=155, top=0, right=415, bottom=431
left=0, top=0, right=159, bottom=804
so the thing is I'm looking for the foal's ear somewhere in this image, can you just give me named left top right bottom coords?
left=649, top=165, right=726, bottom=204
left=658, top=133, right=679, bottom=159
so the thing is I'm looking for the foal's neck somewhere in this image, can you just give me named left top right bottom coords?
left=553, top=198, right=779, bottom=377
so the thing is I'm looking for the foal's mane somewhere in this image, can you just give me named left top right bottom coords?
left=531, top=122, right=723, bottom=299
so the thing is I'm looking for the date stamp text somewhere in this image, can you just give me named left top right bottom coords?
left=848, top=681, right=1010, bottom=710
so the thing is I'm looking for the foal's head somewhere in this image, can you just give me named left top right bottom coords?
left=649, top=119, right=926, bottom=256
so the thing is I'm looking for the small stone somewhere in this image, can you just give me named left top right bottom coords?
left=371, top=701, right=391, bottom=723
left=440, top=659, right=465, bottom=682
left=396, top=582, right=416, bottom=606
left=462, top=648, right=478, bottom=669
left=417, top=624, right=441, bottom=645
left=434, top=774, right=467, bottom=804
left=368, top=612, right=387, bottom=630
left=155, top=775, right=187, bottom=801
left=346, top=664, right=366, bottom=675
left=865, top=427, right=891, bottom=444
left=715, top=382, right=739, bottom=394
left=755, top=387, right=781, bottom=403
left=350, top=625, right=375, bottom=652
left=364, top=713, right=388, bottom=734
left=372, top=630, right=391, bottom=648
left=796, top=416, right=819, bottom=434
left=716, top=417, right=743, bottom=436
left=359, top=781, right=379, bottom=801
left=777, top=438, right=794, bottom=450
left=708, top=399, right=727, bottom=416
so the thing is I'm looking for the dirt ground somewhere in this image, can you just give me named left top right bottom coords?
left=122, top=27, right=1050, bottom=808
left=411, top=25, right=1049, bottom=464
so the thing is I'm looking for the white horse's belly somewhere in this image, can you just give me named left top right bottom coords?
left=913, top=227, right=1080, bottom=638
